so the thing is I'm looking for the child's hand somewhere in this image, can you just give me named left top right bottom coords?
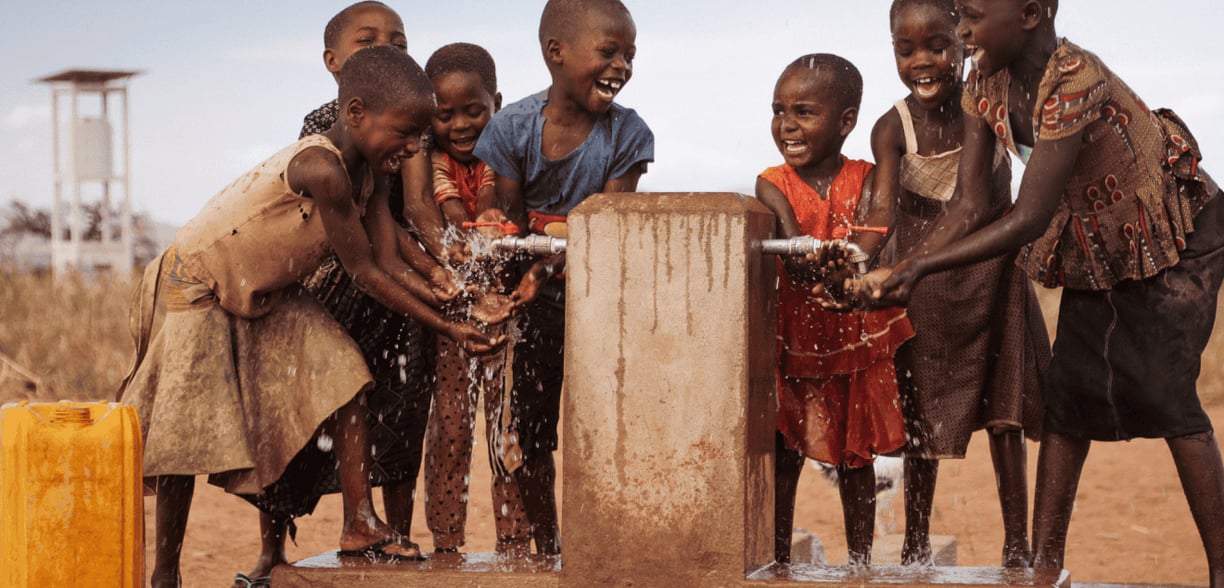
left=867, top=261, right=920, bottom=306
left=510, top=257, right=556, bottom=309
left=446, top=241, right=472, bottom=266
left=429, top=267, right=462, bottom=303
left=447, top=322, right=507, bottom=355
left=469, top=291, right=514, bottom=325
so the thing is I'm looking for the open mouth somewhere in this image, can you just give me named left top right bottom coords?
left=450, top=136, right=477, bottom=151
left=782, top=139, right=807, bottom=154
left=965, top=44, right=983, bottom=68
left=913, top=77, right=943, bottom=99
left=594, top=78, right=623, bottom=100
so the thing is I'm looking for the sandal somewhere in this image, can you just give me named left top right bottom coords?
left=232, top=572, right=271, bottom=588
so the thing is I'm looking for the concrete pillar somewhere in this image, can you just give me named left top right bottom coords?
left=561, top=192, right=778, bottom=586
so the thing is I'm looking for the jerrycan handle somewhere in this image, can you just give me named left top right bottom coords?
left=52, top=405, right=93, bottom=426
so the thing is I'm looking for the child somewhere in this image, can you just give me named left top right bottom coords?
left=756, top=53, right=915, bottom=566
left=472, top=0, right=654, bottom=555
left=419, top=42, right=532, bottom=554
left=118, top=46, right=504, bottom=588
left=228, top=4, right=463, bottom=585
left=868, top=0, right=1224, bottom=581
left=857, top=0, right=1048, bottom=567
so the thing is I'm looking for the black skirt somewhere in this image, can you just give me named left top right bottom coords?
left=1045, top=191, right=1224, bottom=440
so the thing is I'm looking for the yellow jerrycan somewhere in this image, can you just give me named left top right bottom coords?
left=0, top=400, right=144, bottom=587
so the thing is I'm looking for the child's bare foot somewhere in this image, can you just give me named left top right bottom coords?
left=1002, top=541, right=1032, bottom=568
left=470, top=292, right=513, bottom=325
left=339, top=521, right=421, bottom=559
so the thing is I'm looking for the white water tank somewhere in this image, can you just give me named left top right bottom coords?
left=74, top=117, right=113, bottom=180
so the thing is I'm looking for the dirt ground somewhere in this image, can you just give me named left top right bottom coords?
left=156, top=405, right=1223, bottom=587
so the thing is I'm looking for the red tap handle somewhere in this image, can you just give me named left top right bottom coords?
left=462, top=221, right=520, bottom=235
left=832, top=225, right=890, bottom=239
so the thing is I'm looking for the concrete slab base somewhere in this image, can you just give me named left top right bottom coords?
left=270, top=551, right=560, bottom=588
left=748, top=564, right=1070, bottom=587
left=874, top=534, right=958, bottom=566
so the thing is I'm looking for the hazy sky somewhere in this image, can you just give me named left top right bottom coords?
left=2, top=1, right=1222, bottom=225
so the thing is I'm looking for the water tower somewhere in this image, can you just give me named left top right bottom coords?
left=37, top=69, right=140, bottom=276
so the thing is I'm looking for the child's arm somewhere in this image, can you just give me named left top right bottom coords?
left=363, top=183, right=462, bottom=304
left=497, top=175, right=527, bottom=233
left=290, top=147, right=503, bottom=353
left=858, top=111, right=904, bottom=260
left=401, top=153, right=453, bottom=261
left=754, top=176, right=827, bottom=285
left=873, top=118, right=1084, bottom=304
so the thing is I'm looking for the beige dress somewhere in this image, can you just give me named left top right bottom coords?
left=119, top=135, right=376, bottom=494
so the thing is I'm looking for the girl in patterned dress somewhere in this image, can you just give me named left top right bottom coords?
left=869, top=0, right=1224, bottom=581
left=855, top=0, right=1049, bottom=567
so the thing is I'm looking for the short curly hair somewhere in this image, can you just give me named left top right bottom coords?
left=425, top=42, right=498, bottom=96
left=337, top=45, right=433, bottom=114
left=782, top=54, right=863, bottom=111
left=324, top=1, right=395, bottom=49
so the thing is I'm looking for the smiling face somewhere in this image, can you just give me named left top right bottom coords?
left=431, top=71, right=499, bottom=164
left=550, top=7, right=636, bottom=115
left=955, top=0, right=1028, bottom=76
left=324, top=3, right=408, bottom=75
left=771, top=68, right=856, bottom=172
left=893, top=2, right=964, bottom=110
left=351, top=94, right=436, bottom=175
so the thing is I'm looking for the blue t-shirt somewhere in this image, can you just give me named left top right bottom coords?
left=474, top=90, right=655, bottom=216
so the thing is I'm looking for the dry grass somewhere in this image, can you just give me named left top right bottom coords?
left=0, top=268, right=137, bottom=404
left=1, top=270, right=1222, bottom=406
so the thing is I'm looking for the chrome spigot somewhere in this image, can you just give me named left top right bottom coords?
left=492, top=234, right=567, bottom=256
left=760, top=236, right=870, bottom=274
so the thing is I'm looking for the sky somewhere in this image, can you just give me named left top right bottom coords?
left=2, top=1, right=1222, bottom=227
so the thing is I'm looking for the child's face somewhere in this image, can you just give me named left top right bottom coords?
left=893, top=3, right=964, bottom=110
left=955, top=0, right=1028, bottom=76
left=324, top=5, right=408, bottom=75
left=771, top=69, right=855, bottom=171
left=431, top=71, right=500, bottom=164
left=351, top=95, right=435, bottom=176
left=550, top=9, right=636, bottom=115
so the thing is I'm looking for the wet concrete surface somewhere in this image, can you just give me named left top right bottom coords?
left=271, top=551, right=560, bottom=587
left=747, top=563, right=1070, bottom=587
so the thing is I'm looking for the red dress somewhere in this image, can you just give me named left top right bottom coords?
left=761, top=159, right=914, bottom=468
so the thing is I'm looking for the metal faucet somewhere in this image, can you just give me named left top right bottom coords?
left=492, top=234, right=567, bottom=256
left=760, top=236, right=870, bottom=274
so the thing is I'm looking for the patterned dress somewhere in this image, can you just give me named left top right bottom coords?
left=963, top=40, right=1222, bottom=440
left=889, top=100, right=1048, bottom=458
left=762, top=159, right=915, bottom=468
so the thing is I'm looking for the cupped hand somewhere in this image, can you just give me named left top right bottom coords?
left=429, top=267, right=462, bottom=303
left=449, top=323, right=508, bottom=355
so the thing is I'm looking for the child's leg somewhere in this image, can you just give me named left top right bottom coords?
left=1031, top=430, right=1090, bottom=569
left=425, top=338, right=477, bottom=551
left=483, top=358, right=531, bottom=553
left=151, top=474, right=194, bottom=588
left=330, top=393, right=418, bottom=556
left=1166, top=431, right=1224, bottom=587
left=838, top=463, right=876, bottom=566
left=510, top=297, right=565, bottom=555
left=988, top=427, right=1032, bottom=567
left=383, top=383, right=430, bottom=539
left=516, top=453, right=560, bottom=554
left=230, top=512, right=290, bottom=588
left=773, top=432, right=805, bottom=563
left=901, top=457, right=937, bottom=565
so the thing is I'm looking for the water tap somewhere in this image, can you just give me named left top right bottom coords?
left=760, top=236, right=870, bottom=274
left=492, top=234, right=567, bottom=256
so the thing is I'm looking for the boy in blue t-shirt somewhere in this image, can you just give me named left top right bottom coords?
left=473, top=0, right=654, bottom=556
